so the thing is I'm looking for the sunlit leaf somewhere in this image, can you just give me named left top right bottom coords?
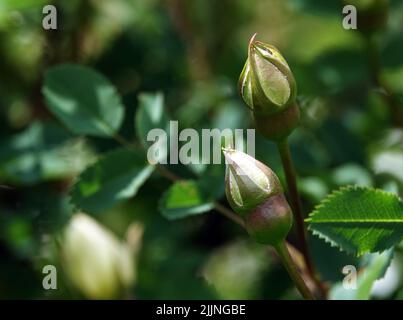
left=135, top=92, right=170, bottom=164
left=307, top=186, right=403, bottom=256
left=159, top=180, right=215, bottom=220
left=43, top=64, right=125, bottom=137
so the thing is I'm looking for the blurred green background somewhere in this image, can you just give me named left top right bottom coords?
left=0, top=0, right=402, bottom=299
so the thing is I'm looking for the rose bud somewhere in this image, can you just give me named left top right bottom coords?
left=223, top=148, right=293, bottom=245
left=239, top=34, right=299, bottom=141
left=61, top=213, right=136, bottom=299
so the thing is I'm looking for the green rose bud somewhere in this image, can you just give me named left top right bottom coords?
left=62, top=214, right=137, bottom=299
left=239, top=34, right=299, bottom=141
left=223, top=148, right=293, bottom=245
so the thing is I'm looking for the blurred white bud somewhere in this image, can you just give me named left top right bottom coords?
left=203, top=241, right=269, bottom=299
left=62, top=213, right=137, bottom=299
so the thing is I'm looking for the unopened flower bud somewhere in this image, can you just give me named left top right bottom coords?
left=61, top=213, right=135, bottom=299
left=245, top=193, right=293, bottom=245
left=239, top=34, right=299, bottom=141
left=223, top=148, right=292, bottom=245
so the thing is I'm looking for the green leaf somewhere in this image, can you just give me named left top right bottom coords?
left=136, top=92, right=169, bottom=145
left=135, top=92, right=170, bottom=163
left=329, top=249, right=394, bottom=300
left=307, top=186, right=403, bottom=256
left=70, top=148, right=154, bottom=213
left=0, top=122, right=93, bottom=184
left=159, top=180, right=215, bottom=220
left=43, top=64, right=125, bottom=137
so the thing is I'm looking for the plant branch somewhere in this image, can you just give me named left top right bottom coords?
left=274, top=241, right=315, bottom=300
left=111, top=133, right=245, bottom=227
left=112, top=133, right=137, bottom=151
left=213, top=202, right=245, bottom=227
left=155, top=162, right=245, bottom=227
left=154, top=155, right=318, bottom=298
left=110, top=132, right=316, bottom=296
left=276, top=138, right=313, bottom=272
left=276, top=138, right=327, bottom=298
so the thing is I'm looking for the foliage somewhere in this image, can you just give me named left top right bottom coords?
left=0, top=0, right=402, bottom=300
left=307, top=186, right=403, bottom=255
left=43, top=64, right=125, bottom=137
left=70, top=148, right=154, bottom=213
left=159, top=180, right=215, bottom=220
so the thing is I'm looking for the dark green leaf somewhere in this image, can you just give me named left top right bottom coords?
left=43, top=64, right=125, bottom=137
left=0, top=122, right=92, bottom=184
left=70, top=148, right=154, bottom=213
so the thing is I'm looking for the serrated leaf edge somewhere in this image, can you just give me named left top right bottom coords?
left=306, top=185, right=403, bottom=256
